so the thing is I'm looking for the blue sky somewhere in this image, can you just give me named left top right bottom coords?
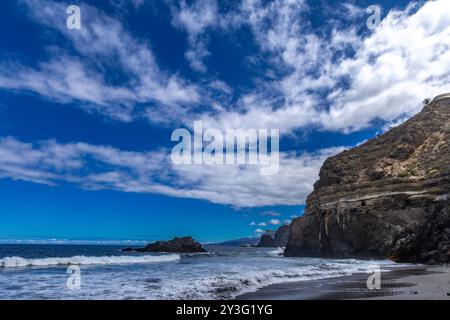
left=0, top=0, right=448, bottom=243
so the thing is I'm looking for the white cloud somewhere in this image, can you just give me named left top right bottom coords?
left=258, top=222, right=267, bottom=227
left=169, top=146, right=346, bottom=206
left=3, top=0, right=447, bottom=133
left=0, top=137, right=345, bottom=207
left=170, top=0, right=243, bottom=73
left=1, top=0, right=449, bottom=210
left=208, top=80, right=233, bottom=95
left=255, top=228, right=264, bottom=233
left=170, top=0, right=219, bottom=72
left=0, top=0, right=199, bottom=122
left=321, top=0, right=450, bottom=132
left=342, top=3, right=366, bottom=19
left=254, top=218, right=281, bottom=226
left=0, top=57, right=136, bottom=122
left=199, top=0, right=450, bottom=134
left=260, top=211, right=281, bottom=217
left=269, top=219, right=280, bottom=225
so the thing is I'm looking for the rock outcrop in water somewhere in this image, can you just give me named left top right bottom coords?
left=285, top=94, right=450, bottom=264
left=123, top=237, right=207, bottom=253
left=257, top=234, right=276, bottom=247
left=257, top=224, right=291, bottom=247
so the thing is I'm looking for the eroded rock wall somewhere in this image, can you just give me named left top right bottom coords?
left=285, top=96, right=450, bottom=264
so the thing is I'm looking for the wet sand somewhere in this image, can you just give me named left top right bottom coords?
left=237, top=265, right=450, bottom=300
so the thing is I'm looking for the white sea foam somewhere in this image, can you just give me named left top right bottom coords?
left=0, top=247, right=401, bottom=300
left=267, top=247, right=284, bottom=256
left=0, top=254, right=180, bottom=268
left=155, top=259, right=397, bottom=300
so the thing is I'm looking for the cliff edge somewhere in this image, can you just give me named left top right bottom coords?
left=257, top=224, right=291, bottom=247
left=285, top=95, right=450, bottom=264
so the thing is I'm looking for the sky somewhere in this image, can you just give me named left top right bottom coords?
left=0, top=0, right=449, bottom=243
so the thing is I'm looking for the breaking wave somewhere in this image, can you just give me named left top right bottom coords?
left=266, top=247, right=284, bottom=257
left=0, top=254, right=180, bottom=268
left=155, top=260, right=395, bottom=300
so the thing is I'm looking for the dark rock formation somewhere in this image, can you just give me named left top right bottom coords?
left=257, top=234, right=276, bottom=247
left=285, top=94, right=450, bottom=264
left=257, top=224, right=291, bottom=247
left=124, top=237, right=207, bottom=253
left=274, top=224, right=291, bottom=247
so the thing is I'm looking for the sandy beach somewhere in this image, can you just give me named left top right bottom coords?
left=237, top=265, right=450, bottom=300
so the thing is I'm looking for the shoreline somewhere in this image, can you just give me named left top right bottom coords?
left=237, top=265, right=450, bottom=300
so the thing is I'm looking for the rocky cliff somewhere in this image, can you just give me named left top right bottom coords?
left=285, top=94, right=450, bottom=264
left=274, top=224, right=291, bottom=247
left=257, top=224, right=291, bottom=247
left=257, top=234, right=276, bottom=247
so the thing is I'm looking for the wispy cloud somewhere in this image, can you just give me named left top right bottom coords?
left=169, top=0, right=243, bottom=73
left=269, top=219, right=280, bottom=225
left=197, top=0, right=450, bottom=134
left=0, top=0, right=199, bottom=122
left=2, top=0, right=449, bottom=132
left=170, top=0, right=218, bottom=72
left=260, top=211, right=281, bottom=217
left=258, top=222, right=267, bottom=227
left=0, top=0, right=449, bottom=210
left=0, top=137, right=345, bottom=207
left=342, top=3, right=366, bottom=19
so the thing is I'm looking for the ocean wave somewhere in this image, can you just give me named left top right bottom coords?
left=0, top=254, right=180, bottom=268
left=156, top=260, right=395, bottom=300
left=182, top=252, right=214, bottom=258
left=266, top=247, right=284, bottom=257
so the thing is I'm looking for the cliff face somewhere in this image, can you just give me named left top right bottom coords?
left=285, top=95, right=450, bottom=264
left=257, top=224, right=291, bottom=247
left=274, top=224, right=291, bottom=247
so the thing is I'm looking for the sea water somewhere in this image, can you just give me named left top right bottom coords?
left=0, top=244, right=397, bottom=300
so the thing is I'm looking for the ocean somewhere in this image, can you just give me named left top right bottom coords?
left=0, top=244, right=398, bottom=300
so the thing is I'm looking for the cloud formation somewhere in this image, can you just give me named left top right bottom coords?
left=0, top=0, right=200, bottom=122
left=269, top=219, right=280, bottom=225
left=170, top=0, right=219, bottom=72
left=0, top=0, right=449, bottom=209
left=196, top=0, right=450, bottom=133
left=1, top=0, right=448, bottom=132
left=0, top=137, right=344, bottom=207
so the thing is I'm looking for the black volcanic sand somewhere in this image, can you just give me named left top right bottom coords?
left=237, top=266, right=450, bottom=300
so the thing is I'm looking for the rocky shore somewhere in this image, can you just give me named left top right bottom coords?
left=238, top=265, right=450, bottom=300
left=285, top=94, right=450, bottom=263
